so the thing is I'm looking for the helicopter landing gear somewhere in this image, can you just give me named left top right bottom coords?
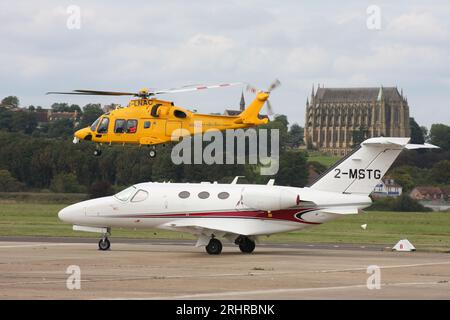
left=149, top=146, right=156, bottom=158
left=93, top=148, right=102, bottom=157
left=205, top=238, right=222, bottom=255
left=235, top=235, right=255, bottom=254
left=98, top=236, right=110, bottom=251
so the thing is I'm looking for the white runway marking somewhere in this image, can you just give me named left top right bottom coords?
left=145, top=281, right=450, bottom=299
left=0, top=243, right=88, bottom=249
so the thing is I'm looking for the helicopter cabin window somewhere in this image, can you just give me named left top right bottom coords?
left=174, top=110, right=187, bottom=119
left=144, top=121, right=151, bottom=129
left=90, top=117, right=101, bottom=131
left=131, top=190, right=148, bottom=202
left=97, top=117, right=109, bottom=133
left=114, top=119, right=126, bottom=133
left=126, top=119, right=138, bottom=133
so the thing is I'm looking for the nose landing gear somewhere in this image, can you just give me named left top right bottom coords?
left=98, top=237, right=110, bottom=251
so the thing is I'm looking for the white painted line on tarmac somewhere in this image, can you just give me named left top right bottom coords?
left=145, top=281, right=450, bottom=299
left=0, top=243, right=88, bottom=249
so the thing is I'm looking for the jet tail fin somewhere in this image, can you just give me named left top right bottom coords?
left=308, top=137, right=438, bottom=195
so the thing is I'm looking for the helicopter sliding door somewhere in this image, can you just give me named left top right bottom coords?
left=165, top=121, right=182, bottom=138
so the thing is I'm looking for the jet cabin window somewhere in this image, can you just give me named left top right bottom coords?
left=97, top=117, right=109, bottom=133
left=115, top=119, right=126, bottom=133
left=127, top=119, right=138, bottom=133
left=198, top=191, right=210, bottom=199
left=114, top=186, right=136, bottom=201
left=131, top=190, right=148, bottom=202
left=178, top=191, right=190, bottom=199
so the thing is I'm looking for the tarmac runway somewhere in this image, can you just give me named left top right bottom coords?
left=0, top=237, right=449, bottom=299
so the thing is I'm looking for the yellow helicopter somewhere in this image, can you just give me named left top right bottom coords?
left=47, top=80, right=280, bottom=157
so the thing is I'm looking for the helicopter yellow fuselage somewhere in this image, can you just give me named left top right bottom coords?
left=74, top=92, right=270, bottom=146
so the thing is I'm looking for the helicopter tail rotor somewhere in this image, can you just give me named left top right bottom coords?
left=245, top=79, right=281, bottom=117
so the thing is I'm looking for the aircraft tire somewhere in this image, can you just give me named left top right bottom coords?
left=239, top=238, right=255, bottom=253
left=94, top=149, right=102, bottom=157
left=149, top=149, right=156, bottom=158
left=206, top=238, right=222, bottom=255
left=98, top=238, right=110, bottom=251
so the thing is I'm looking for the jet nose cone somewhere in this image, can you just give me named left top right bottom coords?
left=58, top=207, right=67, bottom=221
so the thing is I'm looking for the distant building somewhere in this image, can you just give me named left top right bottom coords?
left=223, top=91, right=246, bottom=116
left=304, top=85, right=410, bottom=156
left=410, top=186, right=444, bottom=201
left=35, top=109, right=78, bottom=127
left=372, top=176, right=403, bottom=197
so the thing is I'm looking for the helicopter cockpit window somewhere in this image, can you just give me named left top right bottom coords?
left=97, top=117, right=109, bottom=133
left=114, top=119, right=126, bottom=133
left=90, top=118, right=101, bottom=131
left=144, top=121, right=151, bottom=129
left=114, top=186, right=136, bottom=202
left=126, top=119, right=138, bottom=133
left=131, top=190, right=149, bottom=202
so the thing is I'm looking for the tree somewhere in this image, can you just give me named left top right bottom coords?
left=1, top=96, right=19, bottom=109
left=88, top=180, right=114, bottom=199
left=409, top=117, right=425, bottom=144
left=275, top=150, right=308, bottom=187
left=50, top=173, right=83, bottom=193
left=10, top=111, right=37, bottom=134
left=352, top=126, right=369, bottom=147
left=47, top=119, right=74, bottom=138
left=430, top=160, right=450, bottom=185
left=79, top=104, right=103, bottom=128
left=429, top=124, right=450, bottom=151
left=287, top=124, right=304, bottom=148
left=0, top=170, right=24, bottom=191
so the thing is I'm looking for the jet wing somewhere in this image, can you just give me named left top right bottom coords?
left=160, top=217, right=298, bottom=238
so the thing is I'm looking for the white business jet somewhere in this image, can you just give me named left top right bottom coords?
left=58, top=137, right=437, bottom=254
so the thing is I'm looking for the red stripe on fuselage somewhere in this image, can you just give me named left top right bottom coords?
left=106, top=208, right=321, bottom=225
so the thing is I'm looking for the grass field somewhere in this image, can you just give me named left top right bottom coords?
left=0, top=202, right=449, bottom=252
left=307, top=151, right=340, bottom=167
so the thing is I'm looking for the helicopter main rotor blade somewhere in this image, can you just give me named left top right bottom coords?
left=153, top=82, right=244, bottom=95
left=47, top=90, right=138, bottom=96
left=73, top=90, right=139, bottom=96
left=46, top=92, right=96, bottom=95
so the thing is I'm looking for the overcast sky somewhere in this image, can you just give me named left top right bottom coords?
left=1, top=0, right=449, bottom=128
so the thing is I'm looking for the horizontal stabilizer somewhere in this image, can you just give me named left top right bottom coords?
left=405, top=143, right=439, bottom=150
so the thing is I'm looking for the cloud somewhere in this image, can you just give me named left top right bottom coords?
left=387, top=11, right=449, bottom=41
left=0, top=0, right=449, bottom=128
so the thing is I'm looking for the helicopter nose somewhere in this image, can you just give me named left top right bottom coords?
left=74, top=128, right=92, bottom=141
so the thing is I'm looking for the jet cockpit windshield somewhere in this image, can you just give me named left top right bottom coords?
left=114, top=186, right=136, bottom=201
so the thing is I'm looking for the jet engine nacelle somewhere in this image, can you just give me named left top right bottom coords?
left=242, top=188, right=299, bottom=211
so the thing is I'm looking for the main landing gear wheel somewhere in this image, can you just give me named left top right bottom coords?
left=206, top=238, right=222, bottom=255
left=238, top=236, right=255, bottom=254
left=93, top=149, right=102, bottom=157
left=98, top=237, right=110, bottom=251
left=149, top=149, right=156, bottom=158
